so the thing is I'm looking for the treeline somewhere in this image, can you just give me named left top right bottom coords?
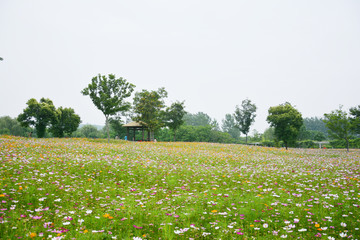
left=1, top=73, right=359, bottom=150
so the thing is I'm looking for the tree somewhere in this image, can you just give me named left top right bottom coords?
left=49, top=107, right=81, bottom=138
left=234, top=99, right=257, bottom=143
left=262, top=127, right=275, bottom=141
left=323, top=107, right=353, bottom=152
left=266, top=102, right=303, bottom=150
left=164, top=101, right=186, bottom=141
left=183, top=112, right=213, bottom=127
left=81, top=74, right=135, bottom=143
left=221, top=114, right=240, bottom=140
left=0, top=116, right=31, bottom=136
left=0, top=57, right=3, bottom=61
left=349, top=105, right=360, bottom=134
left=133, top=87, right=168, bottom=140
left=17, top=98, right=57, bottom=138
left=73, top=125, right=101, bottom=138
left=303, top=117, right=328, bottom=138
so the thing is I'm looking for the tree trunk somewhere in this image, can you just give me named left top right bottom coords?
left=173, top=130, right=176, bottom=142
left=106, top=116, right=110, bottom=143
left=346, top=138, right=349, bottom=152
left=245, top=134, right=248, bottom=144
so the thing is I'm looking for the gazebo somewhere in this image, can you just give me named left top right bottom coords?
left=123, top=121, right=149, bottom=141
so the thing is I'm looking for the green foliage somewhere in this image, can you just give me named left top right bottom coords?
left=221, top=114, right=240, bottom=140
left=183, top=112, right=213, bottom=127
left=262, top=127, right=275, bottom=141
left=266, top=102, right=303, bottom=149
left=349, top=105, right=360, bottom=134
left=164, top=101, right=186, bottom=141
left=49, top=107, right=81, bottom=138
left=81, top=74, right=135, bottom=142
left=323, top=107, right=353, bottom=151
left=303, top=117, right=328, bottom=137
left=17, top=98, right=57, bottom=138
left=234, top=99, right=257, bottom=143
left=133, top=87, right=168, bottom=139
left=330, top=138, right=360, bottom=149
left=0, top=116, right=31, bottom=136
left=73, top=124, right=101, bottom=138
left=109, top=117, right=127, bottom=139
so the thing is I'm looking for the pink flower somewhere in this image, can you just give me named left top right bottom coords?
left=133, top=225, right=143, bottom=229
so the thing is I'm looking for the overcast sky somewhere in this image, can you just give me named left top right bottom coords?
left=1, top=0, right=359, bottom=133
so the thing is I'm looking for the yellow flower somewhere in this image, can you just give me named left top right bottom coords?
left=211, top=210, right=217, bottom=213
left=29, top=233, right=37, bottom=238
left=84, top=229, right=88, bottom=233
left=315, top=224, right=320, bottom=228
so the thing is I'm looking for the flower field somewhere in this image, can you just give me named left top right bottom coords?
left=1, top=136, right=360, bottom=239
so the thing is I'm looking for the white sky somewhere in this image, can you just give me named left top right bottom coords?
left=1, top=0, right=359, bottom=133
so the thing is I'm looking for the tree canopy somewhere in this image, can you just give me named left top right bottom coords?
left=323, top=107, right=353, bottom=152
left=49, top=107, right=81, bottom=138
left=164, top=101, right=186, bottom=141
left=132, top=87, right=168, bottom=140
left=81, top=74, right=135, bottom=143
left=266, top=102, right=303, bottom=149
left=17, top=98, right=57, bottom=138
left=350, top=105, right=360, bottom=135
left=234, top=99, right=257, bottom=143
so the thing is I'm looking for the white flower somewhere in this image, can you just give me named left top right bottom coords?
left=298, top=228, right=307, bottom=232
left=340, top=232, right=347, bottom=238
left=328, top=237, right=335, bottom=240
left=54, top=198, right=61, bottom=202
left=78, top=219, right=84, bottom=225
left=263, top=223, right=269, bottom=228
left=227, top=225, right=233, bottom=228
left=288, top=224, right=295, bottom=229
left=133, top=237, right=142, bottom=240
left=340, top=222, right=347, bottom=227
left=63, top=222, right=70, bottom=225
left=280, top=235, right=287, bottom=238
left=294, top=218, right=299, bottom=223
left=86, top=210, right=92, bottom=214
left=86, top=190, right=92, bottom=192
left=202, top=232, right=211, bottom=237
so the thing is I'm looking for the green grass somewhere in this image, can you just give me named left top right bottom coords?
left=0, top=135, right=359, bottom=239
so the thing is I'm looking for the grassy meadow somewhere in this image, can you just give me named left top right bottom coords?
left=0, top=136, right=360, bottom=239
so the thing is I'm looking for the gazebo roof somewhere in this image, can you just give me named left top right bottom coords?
left=123, top=121, right=147, bottom=127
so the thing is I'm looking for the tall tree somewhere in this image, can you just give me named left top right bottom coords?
left=49, top=107, right=81, bottom=138
left=222, top=114, right=240, bottom=140
left=133, top=87, right=168, bottom=140
left=266, top=102, right=303, bottom=150
left=323, top=107, right=353, bottom=152
left=349, top=105, right=360, bottom=135
left=81, top=74, right=135, bottom=143
left=164, top=101, right=186, bottom=141
left=17, top=98, right=57, bottom=138
left=234, top=99, right=257, bottom=143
